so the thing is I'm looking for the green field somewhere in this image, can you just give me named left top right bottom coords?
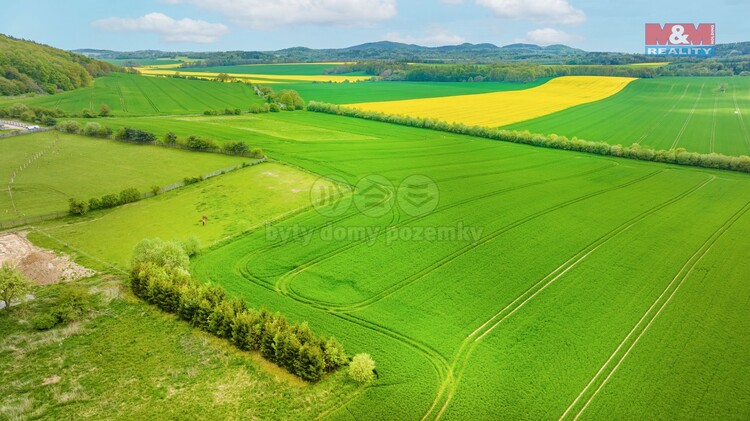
left=0, top=73, right=264, bottom=116
left=104, top=58, right=183, bottom=66
left=504, top=76, right=750, bottom=156
left=32, top=162, right=338, bottom=268
left=31, top=112, right=750, bottom=419
left=0, top=131, right=247, bottom=223
left=178, top=63, right=360, bottom=76
left=273, top=79, right=549, bottom=104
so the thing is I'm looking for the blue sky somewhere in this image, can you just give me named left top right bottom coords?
left=0, top=0, right=747, bottom=53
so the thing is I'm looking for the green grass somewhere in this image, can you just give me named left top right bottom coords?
left=31, top=162, right=339, bottom=268
left=30, top=111, right=750, bottom=419
left=503, top=76, right=750, bottom=156
left=0, top=72, right=264, bottom=116
left=0, top=131, right=246, bottom=223
left=0, top=277, right=360, bottom=420
left=272, top=79, right=549, bottom=104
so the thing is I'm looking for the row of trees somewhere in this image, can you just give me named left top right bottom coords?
left=307, top=101, right=750, bottom=174
left=0, top=103, right=113, bottom=128
left=57, top=121, right=264, bottom=159
left=130, top=239, right=352, bottom=382
left=69, top=187, right=141, bottom=216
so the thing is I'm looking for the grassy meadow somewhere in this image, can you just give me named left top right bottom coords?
left=21, top=111, right=750, bottom=419
left=0, top=277, right=361, bottom=420
left=0, top=131, right=247, bottom=224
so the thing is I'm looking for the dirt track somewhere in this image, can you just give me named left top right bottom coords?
left=0, top=231, right=95, bottom=285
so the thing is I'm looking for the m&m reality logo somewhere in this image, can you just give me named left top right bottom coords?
left=645, top=23, right=715, bottom=56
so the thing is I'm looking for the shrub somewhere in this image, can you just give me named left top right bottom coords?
left=57, top=120, right=81, bottom=134
left=151, top=185, right=161, bottom=196
left=51, top=285, right=91, bottom=323
left=119, top=188, right=141, bottom=204
left=68, top=198, right=89, bottom=216
left=223, top=141, right=249, bottom=155
left=115, top=127, right=157, bottom=143
left=31, top=313, right=58, bottom=330
left=180, top=236, right=201, bottom=257
left=323, top=337, right=348, bottom=371
left=348, top=353, right=376, bottom=383
left=250, top=148, right=264, bottom=158
left=185, top=136, right=218, bottom=151
left=100, top=194, right=121, bottom=209
left=164, top=132, right=177, bottom=145
left=88, top=197, right=102, bottom=211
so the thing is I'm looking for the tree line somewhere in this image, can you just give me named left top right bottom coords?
left=56, top=121, right=263, bottom=159
left=130, top=238, right=354, bottom=382
left=307, top=101, right=750, bottom=174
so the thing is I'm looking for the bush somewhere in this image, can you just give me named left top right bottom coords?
left=348, top=353, right=376, bottom=383
left=68, top=198, right=89, bottom=216
left=31, top=313, right=58, bottom=330
left=269, top=103, right=281, bottom=113
left=0, top=263, right=31, bottom=310
left=164, top=132, right=177, bottom=145
left=223, top=141, right=249, bottom=155
left=88, top=197, right=102, bottom=211
left=51, top=285, right=91, bottom=323
left=116, top=127, right=157, bottom=143
left=57, top=120, right=81, bottom=134
left=119, top=188, right=141, bottom=204
left=180, top=236, right=201, bottom=257
left=250, top=148, right=264, bottom=158
left=185, top=136, right=218, bottom=151
left=100, top=194, right=121, bottom=209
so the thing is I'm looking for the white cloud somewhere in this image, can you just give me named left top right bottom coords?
left=386, top=27, right=465, bottom=46
left=162, top=0, right=397, bottom=29
left=526, top=27, right=582, bottom=45
left=476, top=0, right=585, bottom=24
left=92, top=13, right=228, bottom=43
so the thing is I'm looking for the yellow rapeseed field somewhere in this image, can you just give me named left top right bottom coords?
left=349, top=76, right=636, bottom=127
left=135, top=68, right=371, bottom=83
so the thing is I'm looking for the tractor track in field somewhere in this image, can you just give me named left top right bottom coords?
left=710, top=96, right=718, bottom=153
left=421, top=174, right=716, bottom=420
left=132, top=79, right=161, bottom=113
left=167, top=78, right=217, bottom=111
left=732, top=88, right=750, bottom=150
left=267, top=162, right=621, bottom=301
left=114, top=80, right=128, bottom=113
left=275, top=168, right=658, bottom=313
left=235, top=158, right=612, bottom=271
left=560, top=194, right=750, bottom=421
left=636, top=83, right=690, bottom=145
left=670, top=84, right=705, bottom=150
left=142, top=76, right=190, bottom=112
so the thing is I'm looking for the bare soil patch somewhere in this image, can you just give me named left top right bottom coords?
left=0, top=231, right=95, bottom=285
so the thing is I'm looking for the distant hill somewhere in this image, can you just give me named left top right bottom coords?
left=73, top=41, right=591, bottom=65
left=0, top=34, right=118, bottom=96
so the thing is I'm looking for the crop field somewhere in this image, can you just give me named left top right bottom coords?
left=176, top=63, right=360, bottom=76
left=33, top=112, right=750, bottom=419
left=137, top=68, right=372, bottom=83
left=272, top=79, right=549, bottom=104
left=349, top=76, right=636, bottom=127
left=504, top=76, right=750, bottom=156
left=1, top=72, right=264, bottom=116
left=0, top=131, right=246, bottom=223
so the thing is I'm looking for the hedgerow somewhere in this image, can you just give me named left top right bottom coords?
left=307, top=101, right=750, bottom=174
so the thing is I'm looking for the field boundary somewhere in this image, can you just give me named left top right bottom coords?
left=308, top=102, right=750, bottom=174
